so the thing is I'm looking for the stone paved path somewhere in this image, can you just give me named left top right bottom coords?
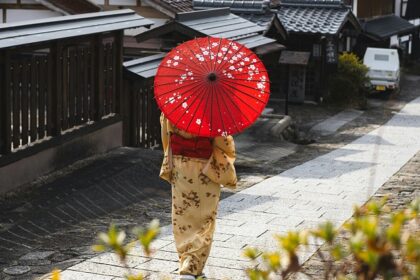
left=310, top=109, right=363, bottom=136
left=59, top=97, right=420, bottom=280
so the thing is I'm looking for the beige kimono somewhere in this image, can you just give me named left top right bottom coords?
left=160, top=115, right=237, bottom=276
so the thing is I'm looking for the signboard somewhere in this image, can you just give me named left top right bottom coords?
left=288, top=65, right=306, bottom=103
left=325, top=38, right=338, bottom=64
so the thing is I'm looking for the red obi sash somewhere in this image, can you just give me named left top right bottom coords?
left=170, top=133, right=213, bottom=159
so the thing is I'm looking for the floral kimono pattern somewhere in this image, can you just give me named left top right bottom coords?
left=160, top=114, right=237, bottom=276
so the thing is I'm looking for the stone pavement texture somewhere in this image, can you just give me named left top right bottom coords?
left=292, top=150, right=420, bottom=279
left=310, top=109, right=363, bottom=136
left=58, top=97, right=420, bottom=280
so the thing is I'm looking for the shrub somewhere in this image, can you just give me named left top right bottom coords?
left=326, top=52, right=369, bottom=108
left=244, top=197, right=420, bottom=280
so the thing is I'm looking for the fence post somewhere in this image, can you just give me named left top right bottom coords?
left=114, top=30, right=123, bottom=114
left=93, top=34, right=104, bottom=121
left=50, top=41, right=63, bottom=136
left=122, top=77, right=132, bottom=146
left=0, top=50, right=11, bottom=155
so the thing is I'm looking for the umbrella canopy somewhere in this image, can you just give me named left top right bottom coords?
left=154, top=37, right=270, bottom=137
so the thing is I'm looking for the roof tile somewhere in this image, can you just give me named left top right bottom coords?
left=362, top=15, right=416, bottom=40
left=278, top=6, right=349, bottom=34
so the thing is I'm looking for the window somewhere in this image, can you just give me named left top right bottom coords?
left=374, top=54, right=389, bottom=61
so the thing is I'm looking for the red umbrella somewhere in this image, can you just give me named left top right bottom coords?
left=154, top=37, right=270, bottom=137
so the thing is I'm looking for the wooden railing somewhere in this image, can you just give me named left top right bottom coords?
left=0, top=32, right=123, bottom=157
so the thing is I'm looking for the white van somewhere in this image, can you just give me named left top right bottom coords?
left=363, top=48, right=400, bottom=92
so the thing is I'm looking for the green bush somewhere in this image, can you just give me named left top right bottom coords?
left=326, top=52, right=369, bottom=108
left=244, top=197, right=420, bottom=280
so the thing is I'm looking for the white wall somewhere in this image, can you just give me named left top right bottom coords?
left=6, top=9, right=62, bottom=23
left=91, top=0, right=138, bottom=5
left=91, top=0, right=105, bottom=4
left=352, top=0, right=358, bottom=17
left=110, top=0, right=137, bottom=5
left=395, top=0, right=401, bottom=16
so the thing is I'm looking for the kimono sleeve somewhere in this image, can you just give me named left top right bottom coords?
left=202, top=136, right=237, bottom=188
left=159, top=114, right=172, bottom=183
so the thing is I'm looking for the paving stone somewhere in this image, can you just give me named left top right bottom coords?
left=268, top=216, right=305, bottom=227
left=263, top=207, right=325, bottom=219
left=135, top=259, right=178, bottom=273
left=69, top=262, right=145, bottom=277
left=19, top=251, right=56, bottom=265
left=88, top=253, right=149, bottom=268
left=3, top=265, right=31, bottom=276
left=213, top=233, right=235, bottom=242
left=203, top=265, right=248, bottom=280
left=215, top=224, right=267, bottom=237
left=129, top=249, right=179, bottom=262
left=209, top=246, right=248, bottom=261
left=311, top=109, right=363, bottom=136
left=206, top=257, right=250, bottom=270
left=145, top=272, right=174, bottom=280
left=158, top=242, right=177, bottom=253
left=220, top=212, right=279, bottom=224
left=60, top=270, right=115, bottom=280
left=216, top=218, right=245, bottom=227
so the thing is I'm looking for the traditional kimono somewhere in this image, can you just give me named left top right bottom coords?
left=160, top=114, right=237, bottom=276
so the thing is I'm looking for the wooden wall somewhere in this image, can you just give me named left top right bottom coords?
left=357, top=0, right=394, bottom=19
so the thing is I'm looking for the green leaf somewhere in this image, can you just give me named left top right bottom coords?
left=331, top=244, right=346, bottom=260
left=262, top=252, right=281, bottom=271
left=312, top=221, right=336, bottom=244
left=133, top=219, right=160, bottom=256
left=125, top=273, right=144, bottom=280
left=246, top=268, right=269, bottom=280
left=243, top=247, right=261, bottom=260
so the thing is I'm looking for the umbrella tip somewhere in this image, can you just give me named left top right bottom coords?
left=208, top=72, right=217, bottom=82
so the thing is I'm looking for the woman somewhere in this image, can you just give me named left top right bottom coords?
left=160, top=114, right=237, bottom=280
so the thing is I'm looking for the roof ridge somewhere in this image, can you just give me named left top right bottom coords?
left=280, top=0, right=346, bottom=8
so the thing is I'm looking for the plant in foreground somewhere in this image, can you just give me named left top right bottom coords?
left=244, top=197, right=420, bottom=280
left=47, top=198, right=419, bottom=280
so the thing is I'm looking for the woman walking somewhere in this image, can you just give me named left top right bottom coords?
left=154, top=36, right=270, bottom=279
left=160, top=114, right=237, bottom=279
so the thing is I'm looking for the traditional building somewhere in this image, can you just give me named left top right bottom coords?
left=398, top=0, right=420, bottom=58
left=276, top=0, right=361, bottom=101
left=183, top=0, right=361, bottom=101
left=0, top=0, right=100, bottom=23
left=347, top=0, right=419, bottom=59
left=134, top=8, right=285, bottom=57
left=0, top=9, right=153, bottom=193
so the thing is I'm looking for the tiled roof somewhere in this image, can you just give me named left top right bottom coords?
left=136, top=8, right=277, bottom=48
left=40, top=0, right=100, bottom=14
left=281, top=0, right=343, bottom=7
left=192, top=0, right=270, bottom=13
left=0, top=10, right=153, bottom=49
left=143, top=0, right=194, bottom=17
left=277, top=6, right=352, bottom=35
left=124, top=53, right=166, bottom=79
left=238, top=12, right=276, bottom=30
left=362, top=15, right=416, bottom=40
left=190, top=0, right=287, bottom=36
left=176, top=8, right=274, bottom=46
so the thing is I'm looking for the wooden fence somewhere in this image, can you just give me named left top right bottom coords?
left=0, top=32, right=123, bottom=157
left=123, top=78, right=161, bottom=149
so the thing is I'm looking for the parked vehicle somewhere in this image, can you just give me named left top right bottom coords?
left=363, top=47, right=400, bottom=92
